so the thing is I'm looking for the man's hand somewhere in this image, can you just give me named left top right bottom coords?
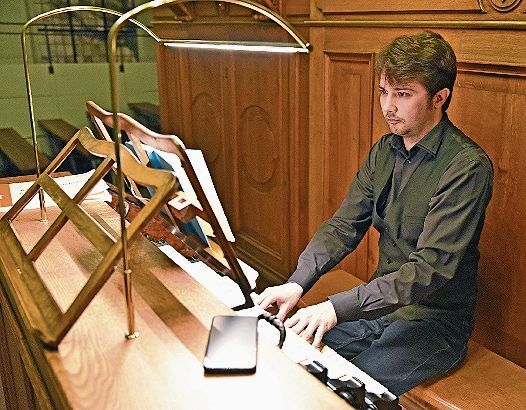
left=253, top=283, right=303, bottom=321
left=285, top=301, right=337, bottom=348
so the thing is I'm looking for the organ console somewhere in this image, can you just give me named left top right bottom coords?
left=103, top=162, right=402, bottom=409
left=0, top=109, right=400, bottom=409
left=92, top=103, right=402, bottom=409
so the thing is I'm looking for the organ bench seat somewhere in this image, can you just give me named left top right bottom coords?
left=299, top=269, right=526, bottom=410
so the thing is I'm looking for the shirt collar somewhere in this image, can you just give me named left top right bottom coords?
left=388, top=114, right=451, bottom=157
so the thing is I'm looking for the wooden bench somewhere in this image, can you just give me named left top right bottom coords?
left=0, top=128, right=51, bottom=178
left=300, top=269, right=526, bottom=409
left=38, top=119, right=93, bottom=174
left=128, top=102, right=161, bottom=133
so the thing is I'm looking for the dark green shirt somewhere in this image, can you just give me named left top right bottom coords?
left=288, top=115, right=493, bottom=326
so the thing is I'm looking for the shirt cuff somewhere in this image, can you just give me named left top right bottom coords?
left=287, top=269, right=317, bottom=293
left=328, top=286, right=362, bottom=323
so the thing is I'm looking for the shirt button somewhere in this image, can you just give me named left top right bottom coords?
left=386, top=258, right=392, bottom=264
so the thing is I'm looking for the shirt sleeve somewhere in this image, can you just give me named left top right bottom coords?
left=287, top=142, right=378, bottom=292
left=328, top=147, right=494, bottom=322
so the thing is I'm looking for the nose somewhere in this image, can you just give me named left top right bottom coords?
left=382, top=94, right=397, bottom=115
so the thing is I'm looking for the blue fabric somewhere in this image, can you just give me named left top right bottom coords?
left=322, top=317, right=468, bottom=396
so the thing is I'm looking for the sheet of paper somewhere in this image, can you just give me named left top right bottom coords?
left=154, top=148, right=235, bottom=243
left=159, top=245, right=258, bottom=309
left=0, top=170, right=110, bottom=212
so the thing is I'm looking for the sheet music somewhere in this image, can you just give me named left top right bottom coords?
left=151, top=147, right=235, bottom=243
left=0, top=170, right=111, bottom=212
left=159, top=245, right=258, bottom=309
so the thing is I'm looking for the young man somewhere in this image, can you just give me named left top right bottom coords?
left=254, top=31, right=493, bottom=396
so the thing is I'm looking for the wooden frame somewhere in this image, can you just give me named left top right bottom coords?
left=86, top=101, right=255, bottom=310
left=0, top=127, right=178, bottom=349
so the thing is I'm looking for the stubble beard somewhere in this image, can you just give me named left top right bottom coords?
left=387, top=119, right=410, bottom=136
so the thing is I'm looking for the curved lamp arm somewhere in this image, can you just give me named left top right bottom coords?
left=21, top=6, right=155, bottom=222
left=107, top=0, right=310, bottom=316
left=21, top=6, right=155, bottom=340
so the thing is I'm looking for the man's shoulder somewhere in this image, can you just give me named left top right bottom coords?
left=371, top=133, right=395, bottom=152
left=444, top=123, right=493, bottom=170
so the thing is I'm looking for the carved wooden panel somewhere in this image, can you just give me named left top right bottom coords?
left=185, top=51, right=230, bottom=203
left=322, top=53, right=374, bottom=282
left=489, top=0, right=523, bottom=12
left=448, top=65, right=526, bottom=368
left=228, top=53, right=292, bottom=282
left=317, top=0, right=485, bottom=14
left=157, top=37, right=309, bottom=286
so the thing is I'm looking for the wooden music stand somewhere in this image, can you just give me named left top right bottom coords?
left=86, top=100, right=255, bottom=310
left=0, top=127, right=178, bottom=349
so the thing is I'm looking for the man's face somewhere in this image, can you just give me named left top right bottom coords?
left=379, top=72, right=439, bottom=142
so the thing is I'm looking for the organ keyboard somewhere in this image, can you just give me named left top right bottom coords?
left=159, top=244, right=400, bottom=409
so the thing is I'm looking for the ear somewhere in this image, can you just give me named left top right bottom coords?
left=433, top=88, right=450, bottom=109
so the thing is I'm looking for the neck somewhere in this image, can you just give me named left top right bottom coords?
left=403, top=112, right=444, bottom=150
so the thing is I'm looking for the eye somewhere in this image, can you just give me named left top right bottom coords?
left=379, top=88, right=387, bottom=95
left=397, top=91, right=409, bottom=97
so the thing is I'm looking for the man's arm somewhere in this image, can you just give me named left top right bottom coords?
left=329, top=148, right=493, bottom=323
left=287, top=142, right=377, bottom=292
left=254, top=140, right=378, bottom=321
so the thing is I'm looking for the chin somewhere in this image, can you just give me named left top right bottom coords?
left=390, top=125, right=405, bottom=135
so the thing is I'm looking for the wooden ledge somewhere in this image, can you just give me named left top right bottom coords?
left=401, top=341, right=526, bottom=409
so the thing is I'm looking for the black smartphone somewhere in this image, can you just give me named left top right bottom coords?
left=203, top=315, right=258, bottom=374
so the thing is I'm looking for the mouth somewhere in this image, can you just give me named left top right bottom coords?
left=386, top=118, right=402, bottom=125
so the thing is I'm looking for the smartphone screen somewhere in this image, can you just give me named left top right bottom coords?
left=203, top=315, right=258, bottom=374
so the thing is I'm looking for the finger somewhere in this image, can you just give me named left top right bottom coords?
left=300, top=320, right=319, bottom=342
left=252, top=291, right=264, bottom=305
left=257, top=293, right=275, bottom=310
left=284, top=312, right=300, bottom=328
left=276, top=304, right=289, bottom=321
left=290, top=318, right=309, bottom=335
left=312, top=324, right=326, bottom=348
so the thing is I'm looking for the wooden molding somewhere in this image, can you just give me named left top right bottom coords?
left=316, top=0, right=486, bottom=14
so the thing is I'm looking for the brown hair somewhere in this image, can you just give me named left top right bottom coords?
left=376, top=31, right=457, bottom=112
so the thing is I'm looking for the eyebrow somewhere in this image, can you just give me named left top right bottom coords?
left=379, top=84, right=417, bottom=91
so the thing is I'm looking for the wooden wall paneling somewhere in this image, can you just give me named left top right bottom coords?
left=158, top=45, right=234, bottom=218
left=287, top=51, right=311, bottom=278
left=322, top=52, right=374, bottom=281
left=156, top=45, right=168, bottom=131
left=158, top=47, right=186, bottom=135
left=316, top=0, right=485, bottom=14
left=283, top=0, right=310, bottom=17
left=447, top=67, right=526, bottom=368
left=155, top=22, right=311, bottom=287
left=309, top=27, right=385, bottom=282
left=230, top=52, right=292, bottom=284
left=185, top=50, right=231, bottom=210
left=308, top=23, right=526, bottom=368
left=320, top=28, right=526, bottom=68
left=308, top=27, right=327, bottom=237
